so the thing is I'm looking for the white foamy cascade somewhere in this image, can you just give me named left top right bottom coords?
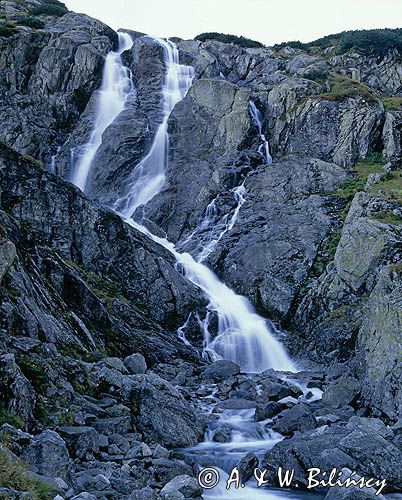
left=249, top=100, right=273, bottom=165
left=114, top=38, right=195, bottom=217
left=70, top=32, right=135, bottom=192
left=178, top=183, right=247, bottom=263
left=75, top=35, right=295, bottom=373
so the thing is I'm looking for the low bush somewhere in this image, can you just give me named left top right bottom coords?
left=18, top=16, right=45, bottom=29
left=382, top=97, right=402, bottom=111
left=338, top=28, right=402, bottom=58
left=195, top=32, right=264, bottom=48
left=30, top=0, right=68, bottom=17
left=0, top=448, right=54, bottom=499
left=314, top=75, right=377, bottom=102
left=0, top=22, right=17, bottom=37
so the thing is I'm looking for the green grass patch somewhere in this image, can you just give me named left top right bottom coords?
left=337, top=154, right=384, bottom=201
left=0, top=405, right=23, bottom=429
left=313, top=75, right=377, bottom=102
left=0, top=22, right=17, bottom=37
left=310, top=231, right=342, bottom=277
left=370, top=212, right=402, bottom=225
left=30, top=0, right=68, bottom=17
left=0, top=448, right=54, bottom=499
left=368, top=169, right=402, bottom=205
left=381, top=97, right=402, bottom=111
left=16, top=357, right=49, bottom=394
left=195, top=32, right=264, bottom=48
left=18, top=16, right=45, bottom=29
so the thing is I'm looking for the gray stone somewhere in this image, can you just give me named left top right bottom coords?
left=161, top=475, right=202, bottom=498
left=272, top=403, right=317, bottom=435
left=124, top=353, right=147, bottom=375
left=203, top=360, right=241, bottom=381
left=322, top=377, right=361, bottom=408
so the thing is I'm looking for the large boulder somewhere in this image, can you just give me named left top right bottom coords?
left=123, top=374, right=205, bottom=448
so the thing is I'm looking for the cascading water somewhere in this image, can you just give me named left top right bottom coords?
left=70, top=32, right=135, bottom=192
left=69, top=33, right=310, bottom=500
left=249, top=100, right=273, bottom=165
left=114, top=38, right=195, bottom=216
left=108, top=37, right=295, bottom=374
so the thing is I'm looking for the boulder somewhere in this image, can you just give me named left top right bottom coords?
left=272, top=403, right=317, bottom=435
left=59, top=426, right=100, bottom=460
left=124, top=353, right=147, bottom=375
left=161, top=475, right=202, bottom=498
left=254, top=402, right=286, bottom=422
left=322, top=377, right=361, bottom=408
left=203, top=360, right=241, bottom=381
left=238, top=452, right=259, bottom=483
left=21, top=430, right=70, bottom=479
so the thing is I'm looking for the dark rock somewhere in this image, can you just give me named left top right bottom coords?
left=123, top=374, right=204, bottom=447
left=238, top=452, right=258, bottom=483
left=124, top=353, right=147, bottom=375
left=203, top=360, right=241, bottom=381
left=254, top=402, right=286, bottom=421
left=322, top=376, right=361, bottom=408
left=272, top=403, right=317, bottom=435
left=212, top=425, right=231, bottom=443
left=58, top=426, right=100, bottom=460
left=21, top=430, right=70, bottom=479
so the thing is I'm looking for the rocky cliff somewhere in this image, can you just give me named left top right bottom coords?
left=0, top=1, right=401, bottom=499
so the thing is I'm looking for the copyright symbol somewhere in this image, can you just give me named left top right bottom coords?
left=198, top=467, right=220, bottom=489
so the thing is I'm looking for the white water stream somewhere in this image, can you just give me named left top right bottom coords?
left=249, top=100, right=273, bottom=165
left=70, top=32, right=135, bottom=191
left=70, top=33, right=304, bottom=499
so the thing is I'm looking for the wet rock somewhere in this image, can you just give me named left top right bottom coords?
left=212, top=425, right=232, bottom=443
left=272, top=403, right=317, bottom=436
left=254, top=402, right=286, bottom=422
left=238, top=452, right=259, bottom=483
left=124, top=353, right=147, bottom=375
left=322, top=377, right=361, bottom=408
left=0, top=237, right=16, bottom=283
left=203, top=360, right=241, bottom=381
left=161, top=475, right=202, bottom=498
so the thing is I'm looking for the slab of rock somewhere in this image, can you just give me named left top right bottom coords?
left=322, top=377, right=361, bottom=408
left=272, top=403, right=317, bottom=435
left=161, top=475, right=202, bottom=498
left=203, top=360, right=241, bottom=381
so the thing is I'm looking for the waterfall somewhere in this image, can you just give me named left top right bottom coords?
left=249, top=100, right=273, bottom=165
left=72, top=33, right=295, bottom=373
left=70, top=32, right=135, bottom=192
left=114, top=38, right=195, bottom=217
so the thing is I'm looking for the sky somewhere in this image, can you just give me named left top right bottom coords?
left=64, top=0, right=402, bottom=46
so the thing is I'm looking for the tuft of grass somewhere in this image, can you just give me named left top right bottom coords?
left=18, top=16, right=45, bottom=29
left=370, top=212, right=402, bottom=225
left=30, top=0, right=68, bottom=17
left=0, top=405, right=23, bottom=429
left=310, top=231, right=342, bottom=277
left=381, top=97, right=402, bottom=111
left=16, top=357, right=48, bottom=394
left=368, top=169, right=402, bottom=205
left=337, top=154, right=384, bottom=201
left=0, top=22, right=17, bottom=37
left=0, top=448, right=54, bottom=499
left=314, top=75, right=378, bottom=102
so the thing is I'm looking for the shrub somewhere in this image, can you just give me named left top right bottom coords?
left=18, top=16, right=45, bottom=29
left=337, top=28, right=402, bottom=58
left=305, top=69, right=330, bottom=82
left=273, top=40, right=305, bottom=50
left=0, top=404, right=23, bottom=429
left=195, top=32, right=264, bottom=48
left=30, top=1, right=68, bottom=17
left=315, top=75, right=377, bottom=102
left=0, top=22, right=17, bottom=37
left=0, top=448, right=54, bottom=499
left=382, top=97, right=402, bottom=111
